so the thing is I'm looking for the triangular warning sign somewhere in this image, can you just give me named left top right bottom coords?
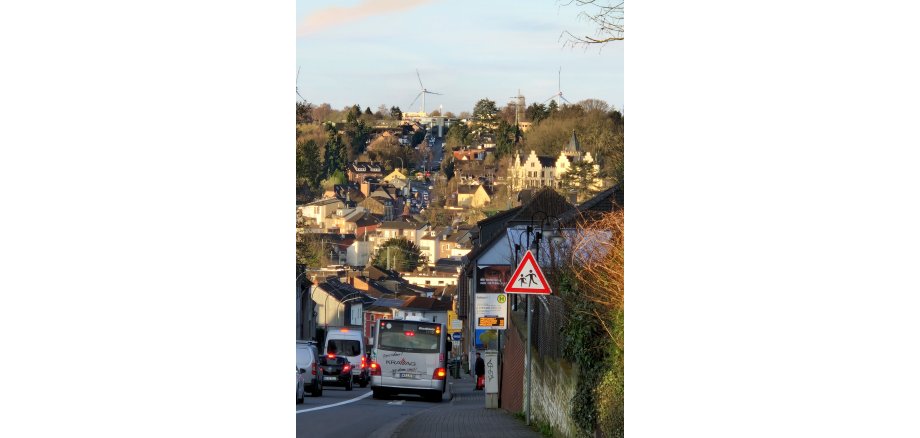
left=504, top=250, right=552, bottom=294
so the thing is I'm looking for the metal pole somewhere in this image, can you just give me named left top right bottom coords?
left=526, top=293, right=532, bottom=425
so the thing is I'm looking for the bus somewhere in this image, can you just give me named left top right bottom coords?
left=369, top=318, right=452, bottom=402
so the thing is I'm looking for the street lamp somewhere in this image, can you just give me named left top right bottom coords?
left=520, top=210, right=561, bottom=426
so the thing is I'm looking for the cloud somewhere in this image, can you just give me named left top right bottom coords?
left=298, top=0, right=435, bottom=36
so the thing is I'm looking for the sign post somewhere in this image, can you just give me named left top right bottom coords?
left=504, top=250, right=552, bottom=425
left=484, top=350, right=499, bottom=408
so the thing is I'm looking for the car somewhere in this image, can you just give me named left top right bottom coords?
left=296, top=341, right=323, bottom=397
left=319, top=354, right=354, bottom=390
left=325, top=328, right=370, bottom=387
left=296, top=366, right=305, bottom=403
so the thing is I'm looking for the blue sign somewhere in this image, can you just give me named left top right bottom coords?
left=452, top=332, right=462, bottom=341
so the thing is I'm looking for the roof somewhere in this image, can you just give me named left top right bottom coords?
left=315, top=278, right=375, bottom=305
left=457, top=185, right=482, bottom=195
left=402, top=296, right=452, bottom=311
left=352, top=213, right=380, bottom=227
left=379, top=220, right=425, bottom=230
left=565, top=130, right=581, bottom=154
left=558, top=184, right=624, bottom=225
left=537, top=156, right=556, bottom=168
left=305, top=197, right=344, bottom=207
left=349, top=162, right=383, bottom=173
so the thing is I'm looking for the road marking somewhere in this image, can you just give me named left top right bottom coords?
left=387, top=400, right=404, bottom=405
left=296, top=391, right=372, bottom=414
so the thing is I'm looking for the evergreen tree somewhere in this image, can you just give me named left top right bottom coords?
left=323, top=124, right=347, bottom=178
left=390, top=106, right=403, bottom=120
left=371, top=238, right=425, bottom=271
left=297, top=139, right=323, bottom=198
left=559, top=160, right=600, bottom=202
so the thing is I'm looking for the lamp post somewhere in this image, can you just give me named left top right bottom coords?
left=519, top=210, right=560, bottom=426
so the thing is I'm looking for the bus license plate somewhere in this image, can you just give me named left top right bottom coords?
left=397, top=373, right=417, bottom=379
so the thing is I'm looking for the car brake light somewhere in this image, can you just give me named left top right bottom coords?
left=361, top=356, right=367, bottom=369
left=339, top=328, right=349, bottom=332
left=433, top=367, right=446, bottom=380
left=327, top=353, right=335, bottom=358
left=312, top=363, right=317, bottom=376
left=343, top=364, right=351, bottom=372
left=370, top=362, right=381, bottom=376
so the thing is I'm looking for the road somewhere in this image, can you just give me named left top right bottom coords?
left=296, top=385, right=441, bottom=438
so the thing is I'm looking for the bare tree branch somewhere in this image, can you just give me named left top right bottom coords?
left=560, top=0, right=624, bottom=48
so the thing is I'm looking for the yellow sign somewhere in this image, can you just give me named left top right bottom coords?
left=447, top=310, right=462, bottom=333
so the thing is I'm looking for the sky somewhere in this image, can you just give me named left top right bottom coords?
left=296, top=0, right=624, bottom=115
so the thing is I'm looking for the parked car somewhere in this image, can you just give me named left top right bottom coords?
left=296, top=341, right=323, bottom=397
left=319, top=354, right=354, bottom=390
left=296, top=366, right=305, bottom=403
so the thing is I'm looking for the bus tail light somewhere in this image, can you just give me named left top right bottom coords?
left=361, top=356, right=367, bottom=369
left=433, top=367, right=446, bottom=380
left=311, top=363, right=317, bottom=376
left=370, top=362, right=381, bottom=376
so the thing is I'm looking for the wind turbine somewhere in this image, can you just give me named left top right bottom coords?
left=409, top=69, right=442, bottom=114
left=296, top=66, right=306, bottom=102
left=544, top=67, right=572, bottom=105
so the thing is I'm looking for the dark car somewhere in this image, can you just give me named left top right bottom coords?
left=319, top=355, right=354, bottom=390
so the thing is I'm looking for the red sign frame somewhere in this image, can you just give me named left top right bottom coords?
left=503, top=250, right=552, bottom=294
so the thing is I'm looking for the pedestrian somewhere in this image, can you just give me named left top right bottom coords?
left=474, top=352, right=485, bottom=390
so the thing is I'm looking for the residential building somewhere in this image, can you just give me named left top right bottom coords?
left=508, top=130, right=602, bottom=191
left=347, top=161, right=384, bottom=184
left=457, top=184, right=491, bottom=208
left=301, top=197, right=345, bottom=231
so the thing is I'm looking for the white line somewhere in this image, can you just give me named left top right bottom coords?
left=296, top=391, right=373, bottom=414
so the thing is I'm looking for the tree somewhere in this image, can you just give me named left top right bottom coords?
left=364, top=106, right=373, bottom=116
left=473, top=98, right=498, bottom=120
left=296, top=139, right=323, bottom=199
left=494, top=120, right=518, bottom=158
left=561, top=0, right=624, bottom=46
left=559, top=160, right=600, bottom=202
left=445, top=122, right=471, bottom=149
left=372, top=238, right=425, bottom=271
left=577, top=98, right=610, bottom=112
left=296, top=101, right=314, bottom=124
left=312, top=103, right=333, bottom=124
left=297, top=234, right=330, bottom=268
left=547, top=100, right=559, bottom=115
left=441, top=156, right=455, bottom=179
left=323, top=124, right=347, bottom=178
left=390, top=106, right=403, bottom=121
left=375, top=104, right=389, bottom=119
left=525, top=103, right=549, bottom=124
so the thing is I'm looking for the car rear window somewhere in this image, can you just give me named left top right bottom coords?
left=327, top=339, right=361, bottom=356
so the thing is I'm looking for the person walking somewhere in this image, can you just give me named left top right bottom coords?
left=474, top=352, right=485, bottom=390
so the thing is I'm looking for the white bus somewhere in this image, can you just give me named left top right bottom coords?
left=369, top=318, right=452, bottom=402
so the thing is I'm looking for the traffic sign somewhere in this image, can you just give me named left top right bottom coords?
left=452, top=332, right=461, bottom=341
left=504, top=250, right=552, bottom=294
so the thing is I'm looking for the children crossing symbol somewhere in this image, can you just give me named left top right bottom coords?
left=504, top=250, right=552, bottom=294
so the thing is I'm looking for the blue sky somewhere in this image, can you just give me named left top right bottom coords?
left=296, top=0, right=623, bottom=115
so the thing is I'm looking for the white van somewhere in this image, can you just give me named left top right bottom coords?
left=325, top=327, right=369, bottom=387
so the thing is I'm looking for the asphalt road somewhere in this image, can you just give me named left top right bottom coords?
left=296, top=385, right=442, bottom=438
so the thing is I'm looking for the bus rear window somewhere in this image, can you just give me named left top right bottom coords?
left=378, top=322, right=440, bottom=353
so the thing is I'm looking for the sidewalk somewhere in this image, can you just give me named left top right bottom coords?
left=389, top=372, right=542, bottom=438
